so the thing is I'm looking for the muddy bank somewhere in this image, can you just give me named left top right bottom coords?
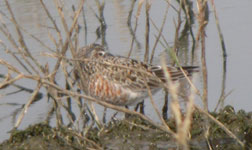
left=1, top=105, right=251, bottom=150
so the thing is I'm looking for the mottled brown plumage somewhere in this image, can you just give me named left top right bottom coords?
left=74, top=44, right=198, bottom=106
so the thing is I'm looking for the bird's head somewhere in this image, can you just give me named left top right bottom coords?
left=78, top=43, right=106, bottom=59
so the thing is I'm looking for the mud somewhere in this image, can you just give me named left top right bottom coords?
left=1, top=105, right=251, bottom=150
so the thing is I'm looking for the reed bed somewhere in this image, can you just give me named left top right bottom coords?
left=0, top=0, right=245, bottom=149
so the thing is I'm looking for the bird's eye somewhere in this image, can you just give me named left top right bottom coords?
left=97, top=51, right=105, bottom=56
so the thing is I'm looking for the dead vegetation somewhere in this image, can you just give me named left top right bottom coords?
left=0, top=0, right=246, bottom=149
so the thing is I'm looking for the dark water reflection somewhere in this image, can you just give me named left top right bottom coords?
left=0, top=0, right=251, bottom=144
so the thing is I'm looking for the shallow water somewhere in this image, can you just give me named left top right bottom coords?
left=0, top=0, right=251, bottom=143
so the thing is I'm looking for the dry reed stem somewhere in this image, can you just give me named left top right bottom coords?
left=182, top=0, right=193, bottom=24
left=150, top=4, right=169, bottom=63
left=210, top=0, right=228, bottom=112
left=0, top=74, right=24, bottom=89
left=127, top=0, right=141, bottom=51
left=0, top=9, right=53, bottom=52
left=0, top=59, right=21, bottom=74
left=144, top=78, right=174, bottom=135
left=195, top=0, right=211, bottom=147
left=40, top=0, right=63, bottom=47
left=161, top=55, right=192, bottom=149
left=128, top=0, right=144, bottom=57
left=4, top=0, right=43, bottom=74
left=172, top=0, right=183, bottom=57
left=0, top=25, right=32, bottom=74
left=81, top=6, right=88, bottom=45
left=177, top=63, right=201, bottom=97
left=179, top=82, right=196, bottom=149
left=195, top=0, right=209, bottom=111
left=214, top=90, right=233, bottom=112
left=137, top=0, right=152, bottom=114
left=144, top=0, right=151, bottom=63
left=150, top=18, right=170, bottom=49
left=127, top=0, right=137, bottom=27
left=95, top=0, right=107, bottom=45
left=209, top=0, right=227, bottom=57
left=51, top=0, right=84, bottom=79
left=195, top=106, right=244, bottom=147
left=14, top=82, right=42, bottom=128
left=61, top=59, right=77, bottom=125
left=181, top=0, right=196, bottom=54
left=125, top=119, right=151, bottom=130
left=200, top=29, right=208, bottom=111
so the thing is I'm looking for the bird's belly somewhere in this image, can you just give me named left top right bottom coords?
left=87, top=75, right=157, bottom=106
left=118, top=89, right=147, bottom=106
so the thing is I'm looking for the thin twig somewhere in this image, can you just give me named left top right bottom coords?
left=14, top=82, right=42, bottom=128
